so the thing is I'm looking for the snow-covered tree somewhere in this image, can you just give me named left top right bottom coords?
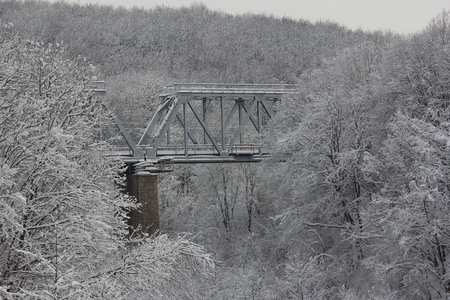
left=0, top=22, right=213, bottom=299
left=262, top=40, right=389, bottom=298
left=363, top=11, right=450, bottom=299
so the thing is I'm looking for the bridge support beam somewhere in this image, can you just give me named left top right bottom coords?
left=127, top=169, right=160, bottom=236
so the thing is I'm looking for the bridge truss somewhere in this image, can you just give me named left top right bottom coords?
left=101, top=83, right=296, bottom=164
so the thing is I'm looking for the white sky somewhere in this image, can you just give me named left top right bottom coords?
left=53, top=0, right=449, bottom=34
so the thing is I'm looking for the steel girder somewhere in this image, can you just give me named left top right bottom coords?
left=104, top=84, right=296, bottom=163
left=136, top=97, right=274, bottom=162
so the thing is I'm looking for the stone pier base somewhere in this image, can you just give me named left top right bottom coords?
left=127, top=172, right=159, bottom=236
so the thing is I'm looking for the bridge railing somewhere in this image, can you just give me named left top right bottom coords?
left=164, top=83, right=297, bottom=94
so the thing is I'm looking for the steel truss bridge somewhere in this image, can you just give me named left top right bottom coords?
left=95, top=83, right=296, bottom=166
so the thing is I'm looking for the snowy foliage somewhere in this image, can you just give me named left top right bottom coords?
left=263, top=11, right=450, bottom=299
left=0, top=22, right=213, bottom=299
left=1, top=2, right=449, bottom=298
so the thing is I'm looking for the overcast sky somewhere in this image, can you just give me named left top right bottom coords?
left=51, top=0, right=449, bottom=34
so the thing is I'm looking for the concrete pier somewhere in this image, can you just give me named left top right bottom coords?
left=127, top=171, right=160, bottom=236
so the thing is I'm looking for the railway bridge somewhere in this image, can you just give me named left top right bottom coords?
left=92, top=82, right=297, bottom=235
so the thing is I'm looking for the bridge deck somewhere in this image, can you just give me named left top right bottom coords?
left=114, top=144, right=268, bottom=164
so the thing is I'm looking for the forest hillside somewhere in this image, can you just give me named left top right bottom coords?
left=0, top=0, right=388, bottom=81
left=0, top=0, right=391, bottom=136
left=0, top=0, right=449, bottom=299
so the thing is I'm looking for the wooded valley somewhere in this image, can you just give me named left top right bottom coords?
left=0, top=1, right=449, bottom=299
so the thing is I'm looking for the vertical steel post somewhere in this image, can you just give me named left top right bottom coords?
left=257, top=98, right=262, bottom=134
left=203, top=98, right=207, bottom=144
left=167, top=127, right=171, bottom=145
left=238, top=101, right=242, bottom=145
left=220, top=96, right=225, bottom=151
left=257, top=97, right=262, bottom=155
left=183, top=102, right=188, bottom=156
